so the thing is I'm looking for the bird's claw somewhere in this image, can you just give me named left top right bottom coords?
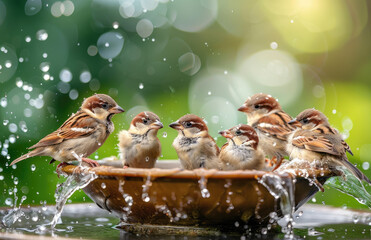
left=81, top=158, right=100, bottom=168
left=56, top=162, right=70, bottom=178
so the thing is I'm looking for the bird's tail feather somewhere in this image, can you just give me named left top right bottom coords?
left=10, top=149, right=44, bottom=166
left=341, top=159, right=371, bottom=184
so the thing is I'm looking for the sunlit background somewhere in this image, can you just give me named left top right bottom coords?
left=0, top=0, right=370, bottom=209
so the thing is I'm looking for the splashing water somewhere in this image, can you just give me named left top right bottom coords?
left=141, top=175, right=152, bottom=202
left=44, top=167, right=97, bottom=230
left=198, top=176, right=210, bottom=198
left=259, top=173, right=295, bottom=238
left=1, top=195, right=27, bottom=227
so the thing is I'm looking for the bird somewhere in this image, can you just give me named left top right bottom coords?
left=169, top=114, right=221, bottom=170
left=238, top=93, right=300, bottom=169
left=10, top=94, right=124, bottom=168
left=219, top=124, right=266, bottom=171
left=286, top=108, right=370, bottom=184
left=118, top=111, right=163, bottom=168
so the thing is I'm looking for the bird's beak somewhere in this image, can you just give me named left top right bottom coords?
left=219, top=130, right=233, bottom=139
left=288, top=118, right=299, bottom=125
left=110, top=105, right=125, bottom=114
left=150, top=120, right=164, bottom=129
left=169, top=121, right=183, bottom=130
left=238, top=104, right=249, bottom=113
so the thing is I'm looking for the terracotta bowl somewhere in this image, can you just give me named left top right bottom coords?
left=61, top=160, right=334, bottom=231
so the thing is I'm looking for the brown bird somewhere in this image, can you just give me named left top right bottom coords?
left=238, top=93, right=300, bottom=169
left=287, top=109, right=370, bottom=184
left=10, top=94, right=124, bottom=168
left=219, top=124, right=266, bottom=171
left=118, top=111, right=163, bottom=168
left=169, top=114, right=220, bottom=170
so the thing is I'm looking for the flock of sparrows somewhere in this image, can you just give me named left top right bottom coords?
left=11, top=93, right=370, bottom=184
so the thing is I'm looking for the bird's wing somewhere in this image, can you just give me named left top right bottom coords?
left=29, top=111, right=98, bottom=149
left=291, top=131, right=342, bottom=156
left=314, top=126, right=353, bottom=156
left=254, top=111, right=297, bottom=141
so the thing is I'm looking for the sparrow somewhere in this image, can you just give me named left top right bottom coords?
left=286, top=109, right=370, bottom=184
left=118, top=111, right=163, bottom=168
left=238, top=93, right=300, bottom=169
left=169, top=114, right=221, bottom=170
left=10, top=94, right=124, bottom=168
left=219, top=124, right=266, bottom=171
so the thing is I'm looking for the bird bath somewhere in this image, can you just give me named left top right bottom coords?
left=57, top=160, right=335, bottom=234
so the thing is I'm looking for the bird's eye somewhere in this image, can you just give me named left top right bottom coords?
left=102, top=103, right=109, bottom=109
left=303, top=118, right=309, bottom=124
left=185, top=122, right=192, bottom=127
left=254, top=105, right=259, bottom=109
left=236, top=130, right=242, bottom=135
left=143, top=119, right=148, bottom=124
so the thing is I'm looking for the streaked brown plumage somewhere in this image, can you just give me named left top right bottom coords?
left=10, top=94, right=124, bottom=166
left=169, top=114, right=220, bottom=170
left=118, top=111, right=163, bottom=168
left=238, top=93, right=300, bottom=166
left=219, top=124, right=266, bottom=171
left=286, top=109, right=370, bottom=184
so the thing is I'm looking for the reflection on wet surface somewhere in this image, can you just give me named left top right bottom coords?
left=1, top=203, right=370, bottom=239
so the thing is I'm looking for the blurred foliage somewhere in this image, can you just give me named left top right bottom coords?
left=0, top=0, right=370, bottom=210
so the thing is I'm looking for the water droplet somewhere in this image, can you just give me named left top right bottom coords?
left=224, top=70, right=228, bottom=75
left=207, top=91, right=211, bottom=95
left=162, top=132, right=167, bottom=138
left=353, top=215, right=359, bottom=223
left=42, top=53, right=48, bottom=58
left=40, top=62, right=50, bottom=72
left=0, top=175, right=4, bottom=181
left=112, top=21, right=119, bottom=29
left=9, top=135, right=16, bottom=143
left=5, top=61, right=12, bottom=68
left=139, top=83, right=144, bottom=89
left=14, top=177, right=19, bottom=185
left=0, top=97, right=7, bottom=108
left=3, top=120, right=9, bottom=125
left=31, top=164, right=36, bottom=171
left=25, top=36, right=31, bottom=42
left=16, top=79, right=23, bottom=88
left=5, top=198, right=13, bottom=206
left=145, top=156, right=149, bottom=162
left=201, top=188, right=210, bottom=198
left=332, top=109, right=337, bottom=114
left=9, top=123, right=18, bottom=133
left=270, top=42, right=278, bottom=50
left=36, top=29, right=48, bottom=41
left=101, top=183, right=106, bottom=189
left=31, top=212, right=38, bottom=222
left=362, top=162, right=369, bottom=170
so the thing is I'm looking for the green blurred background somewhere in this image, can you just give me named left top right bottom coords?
left=0, top=0, right=370, bottom=209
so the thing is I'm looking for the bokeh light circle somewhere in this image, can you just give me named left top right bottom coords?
left=168, top=0, right=218, bottom=32
left=97, top=32, right=124, bottom=59
left=24, top=0, right=42, bottom=16
left=136, top=19, right=154, bottom=38
left=0, top=44, right=18, bottom=83
left=237, top=49, right=303, bottom=106
left=189, top=70, right=253, bottom=134
left=178, top=52, right=201, bottom=76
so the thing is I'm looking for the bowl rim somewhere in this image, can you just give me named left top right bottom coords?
left=60, top=162, right=334, bottom=180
